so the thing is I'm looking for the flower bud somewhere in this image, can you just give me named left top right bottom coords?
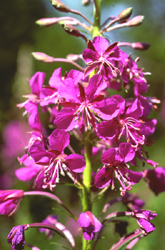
left=36, top=17, right=59, bottom=27
left=117, top=7, right=133, bottom=21
left=59, top=19, right=79, bottom=26
left=61, top=24, right=88, bottom=42
left=61, top=23, right=81, bottom=37
left=7, top=225, right=28, bottom=250
left=66, top=53, right=82, bottom=61
left=132, top=42, right=150, bottom=50
left=40, top=215, right=58, bottom=239
left=50, top=0, right=70, bottom=13
left=82, top=0, right=91, bottom=6
left=127, top=15, right=144, bottom=27
left=0, top=190, right=24, bottom=216
left=32, top=52, right=54, bottom=63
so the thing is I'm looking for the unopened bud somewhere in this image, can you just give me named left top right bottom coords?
left=50, top=0, right=70, bottom=13
left=32, top=52, right=54, bottom=63
left=117, top=7, right=133, bottom=21
left=82, top=0, right=91, bottom=6
left=127, top=15, right=144, bottom=27
left=66, top=54, right=82, bottom=61
left=59, top=20, right=79, bottom=26
left=132, top=42, right=150, bottom=50
left=36, top=17, right=59, bottom=27
left=62, top=23, right=81, bottom=37
left=61, top=24, right=87, bottom=42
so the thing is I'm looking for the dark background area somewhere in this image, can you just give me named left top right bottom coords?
left=0, top=0, right=165, bottom=249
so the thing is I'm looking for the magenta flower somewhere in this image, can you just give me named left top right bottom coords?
left=0, top=190, right=24, bottom=216
left=121, top=55, right=148, bottom=96
left=7, top=225, right=27, bottom=250
left=17, top=71, right=45, bottom=106
left=39, top=67, right=64, bottom=106
left=97, top=97, right=156, bottom=148
left=78, top=211, right=102, bottom=240
left=83, top=36, right=120, bottom=79
left=40, top=215, right=58, bottom=238
left=143, top=167, right=165, bottom=195
left=29, top=129, right=86, bottom=190
left=40, top=214, right=75, bottom=247
left=132, top=210, right=157, bottom=234
left=17, top=72, right=46, bottom=131
left=16, top=155, right=43, bottom=184
left=40, top=67, right=84, bottom=106
left=94, top=142, right=142, bottom=195
left=54, top=74, right=121, bottom=131
left=122, top=192, right=144, bottom=211
left=23, top=102, right=42, bottom=131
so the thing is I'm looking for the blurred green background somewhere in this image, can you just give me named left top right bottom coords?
left=0, top=0, right=165, bottom=249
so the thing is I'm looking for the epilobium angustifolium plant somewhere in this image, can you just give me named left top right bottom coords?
left=1, top=0, right=165, bottom=249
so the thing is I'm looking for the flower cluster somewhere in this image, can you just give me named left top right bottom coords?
left=15, top=35, right=158, bottom=196
left=0, top=1, right=162, bottom=250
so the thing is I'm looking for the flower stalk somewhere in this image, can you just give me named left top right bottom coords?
left=92, top=0, right=102, bottom=37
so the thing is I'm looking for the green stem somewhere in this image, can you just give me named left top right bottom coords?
left=82, top=135, right=93, bottom=212
left=92, top=0, right=102, bottom=37
left=81, top=1, right=102, bottom=249
left=82, top=133, right=93, bottom=250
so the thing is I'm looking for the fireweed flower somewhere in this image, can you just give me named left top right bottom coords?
left=40, top=67, right=84, bottom=104
left=94, top=142, right=143, bottom=195
left=17, top=71, right=46, bottom=107
left=29, top=129, right=86, bottom=190
left=132, top=210, right=157, bottom=234
left=121, top=55, right=149, bottom=96
left=39, top=67, right=84, bottom=107
left=97, top=97, right=157, bottom=148
left=16, top=155, right=43, bottom=186
left=17, top=72, right=46, bottom=131
left=78, top=211, right=102, bottom=240
left=23, top=102, right=42, bottom=131
left=0, top=190, right=24, bottom=216
left=82, top=36, right=121, bottom=80
left=54, top=74, right=121, bottom=131
left=122, top=192, right=145, bottom=211
left=143, top=167, right=165, bottom=195
left=7, top=225, right=27, bottom=250
left=40, top=215, right=75, bottom=247
left=40, top=215, right=58, bottom=238
left=39, top=68, right=62, bottom=106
